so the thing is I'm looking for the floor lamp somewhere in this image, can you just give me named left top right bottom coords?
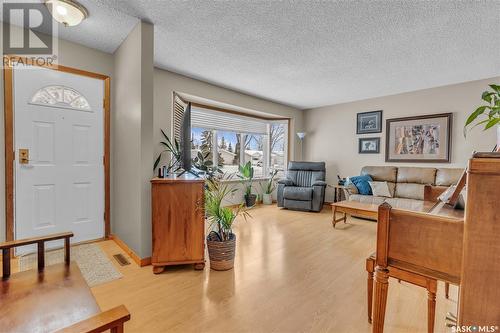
left=297, top=132, right=306, bottom=160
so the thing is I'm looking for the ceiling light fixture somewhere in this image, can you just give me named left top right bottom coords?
left=45, top=0, right=88, bottom=27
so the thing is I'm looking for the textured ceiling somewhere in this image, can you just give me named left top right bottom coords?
left=7, top=1, right=500, bottom=109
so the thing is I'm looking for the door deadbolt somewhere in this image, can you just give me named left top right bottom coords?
left=19, top=149, right=30, bottom=164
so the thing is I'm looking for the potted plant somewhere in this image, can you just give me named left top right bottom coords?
left=153, top=129, right=182, bottom=172
left=464, top=84, right=500, bottom=152
left=260, top=169, right=278, bottom=205
left=204, top=177, right=249, bottom=271
left=239, top=161, right=256, bottom=207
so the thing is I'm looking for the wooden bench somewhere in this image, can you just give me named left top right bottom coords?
left=0, top=232, right=130, bottom=333
left=366, top=253, right=438, bottom=332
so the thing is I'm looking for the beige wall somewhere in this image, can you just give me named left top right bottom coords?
left=0, top=24, right=114, bottom=242
left=153, top=69, right=303, bottom=162
left=153, top=69, right=304, bottom=207
left=304, top=77, right=500, bottom=202
left=112, top=22, right=154, bottom=258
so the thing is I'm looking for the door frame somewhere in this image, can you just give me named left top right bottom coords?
left=3, top=55, right=111, bottom=242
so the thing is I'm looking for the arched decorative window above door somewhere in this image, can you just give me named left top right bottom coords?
left=30, top=85, right=91, bottom=111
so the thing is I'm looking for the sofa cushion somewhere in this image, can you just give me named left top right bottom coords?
left=361, top=166, right=397, bottom=183
left=397, top=167, right=436, bottom=185
left=348, top=175, right=373, bottom=195
left=345, top=183, right=359, bottom=195
left=436, top=168, right=464, bottom=186
left=369, top=181, right=393, bottom=198
left=395, top=183, right=425, bottom=200
left=283, top=199, right=311, bottom=211
left=283, top=187, right=313, bottom=201
left=348, top=194, right=386, bottom=205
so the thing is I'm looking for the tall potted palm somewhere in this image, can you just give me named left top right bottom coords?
left=464, top=84, right=500, bottom=151
left=204, top=177, right=249, bottom=271
left=239, top=161, right=256, bottom=207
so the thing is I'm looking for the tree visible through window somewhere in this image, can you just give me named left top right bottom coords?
left=187, top=103, right=288, bottom=178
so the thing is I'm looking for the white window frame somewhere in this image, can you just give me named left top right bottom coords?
left=183, top=101, right=290, bottom=179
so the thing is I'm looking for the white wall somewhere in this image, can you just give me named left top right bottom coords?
left=304, top=77, right=500, bottom=202
left=112, top=22, right=154, bottom=258
left=0, top=24, right=114, bottom=242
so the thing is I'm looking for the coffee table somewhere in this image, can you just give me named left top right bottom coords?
left=330, top=200, right=379, bottom=228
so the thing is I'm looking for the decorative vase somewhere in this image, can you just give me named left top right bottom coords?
left=244, top=194, right=257, bottom=207
left=262, top=193, right=272, bottom=205
left=206, top=232, right=236, bottom=271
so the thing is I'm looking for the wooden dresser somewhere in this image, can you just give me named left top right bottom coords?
left=151, top=175, right=205, bottom=274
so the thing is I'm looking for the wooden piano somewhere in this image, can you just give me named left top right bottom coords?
left=372, top=154, right=500, bottom=332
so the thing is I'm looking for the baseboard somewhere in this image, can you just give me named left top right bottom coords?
left=109, top=234, right=151, bottom=267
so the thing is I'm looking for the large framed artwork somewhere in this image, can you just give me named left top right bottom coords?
left=385, top=113, right=452, bottom=163
left=357, top=110, right=383, bottom=134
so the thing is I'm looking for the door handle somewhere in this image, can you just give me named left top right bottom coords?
left=19, top=149, right=30, bottom=164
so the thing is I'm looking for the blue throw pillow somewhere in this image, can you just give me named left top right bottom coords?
left=347, top=175, right=373, bottom=195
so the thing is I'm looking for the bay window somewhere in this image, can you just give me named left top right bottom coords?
left=186, top=103, right=289, bottom=179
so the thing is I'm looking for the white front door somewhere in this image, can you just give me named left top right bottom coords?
left=13, top=65, right=104, bottom=252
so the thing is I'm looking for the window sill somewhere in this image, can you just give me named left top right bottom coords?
left=220, top=177, right=271, bottom=184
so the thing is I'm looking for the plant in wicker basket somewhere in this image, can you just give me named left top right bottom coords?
left=204, top=176, right=250, bottom=271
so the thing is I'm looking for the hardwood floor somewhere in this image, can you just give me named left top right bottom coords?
left=92, top=205, right=456, bottom=332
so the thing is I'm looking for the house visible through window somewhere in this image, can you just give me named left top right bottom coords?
left=186, top=103, right=289, bottom=178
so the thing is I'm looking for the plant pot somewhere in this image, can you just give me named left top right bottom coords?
left=244, top=194, right=257, bottom=207
left=497, top=124, right=500, bottom=152
left=206, top=233, right=236, bottom=271
left=262, top=193, right=272, bottom=205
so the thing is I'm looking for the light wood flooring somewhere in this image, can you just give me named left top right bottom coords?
left=92, top=205, right=456, bottom=332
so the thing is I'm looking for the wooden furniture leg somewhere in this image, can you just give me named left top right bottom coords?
left=152, top=266, right=166, bottom=274
left=372, top=266, right=389, bottom=333
left=366, top=257, right=375, bottom=323
left=332, top=207, right=347, bottom=228
left=445, top=282, right=450, bottom=299
left=2, top=248, right=11, bottom=278
left=427, top=289, right=436, bottom=333
left=426, top=279, right=437, bottom=333
left=194, top=262, right=205, bottom=270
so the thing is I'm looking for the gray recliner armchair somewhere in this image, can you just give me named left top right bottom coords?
left=277, top=161, right=326, bottom=212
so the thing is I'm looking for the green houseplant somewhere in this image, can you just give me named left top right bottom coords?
left=464, top=84, right=500, bottom=151
left=204, top=176, right=249, bottom=270
left=260, top=169, right=278, bottom=205
left=153, top=129, right=182, bottom=173
left=154, top=129, right=217, bottom=177
left=239, top=161, right=256, bottom=207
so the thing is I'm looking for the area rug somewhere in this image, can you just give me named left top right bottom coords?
left=19, top=243, right=123, bottom=287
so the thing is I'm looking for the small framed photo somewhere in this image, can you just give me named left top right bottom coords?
left=359, top=137, right=380, bottom=154
left=357, top=110, right=383, bottom=134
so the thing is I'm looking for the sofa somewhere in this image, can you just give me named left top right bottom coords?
left=344, top=166, right=463, bottom=211
left=277, top=161, right=326, bottom=212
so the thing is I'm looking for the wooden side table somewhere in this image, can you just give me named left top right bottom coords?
left=328, top=184, right=347, bottom=202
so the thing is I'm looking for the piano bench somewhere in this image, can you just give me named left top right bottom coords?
left=366, top=253, right=438, bottom=333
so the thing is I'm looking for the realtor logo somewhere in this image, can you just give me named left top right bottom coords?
left=2, top=2, right=58, bottom=68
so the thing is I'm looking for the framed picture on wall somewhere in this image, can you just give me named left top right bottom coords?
left=385, top=113, right=452, bottom=163
left=357, top=110, right=383, bottom=134
left=359, top=137, right=380, bottom=154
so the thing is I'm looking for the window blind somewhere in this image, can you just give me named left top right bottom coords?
left=173, top=94, right=188, bottom=144
left=191, top=106, right=268, bottom=135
